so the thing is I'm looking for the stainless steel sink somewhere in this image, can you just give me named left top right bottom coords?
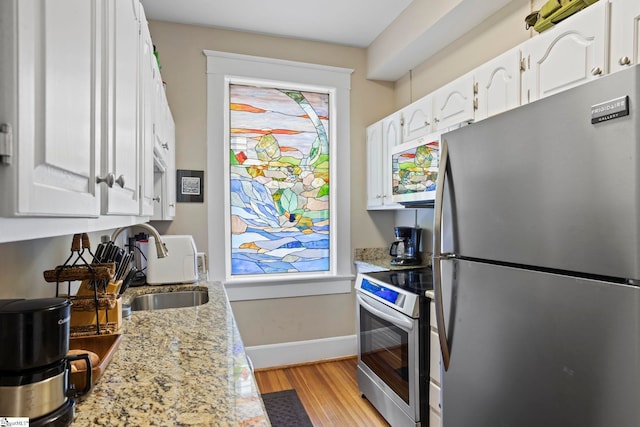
left=130, top=289, right=209, bottom=311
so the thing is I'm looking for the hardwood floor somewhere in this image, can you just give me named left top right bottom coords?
left=254, top=357, right=390, bottom=426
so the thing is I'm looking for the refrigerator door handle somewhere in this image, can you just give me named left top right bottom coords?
left=433, top=138, right=452, bottom=371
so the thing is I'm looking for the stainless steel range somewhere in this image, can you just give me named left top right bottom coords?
left=355, top=267, right=433, bottom=427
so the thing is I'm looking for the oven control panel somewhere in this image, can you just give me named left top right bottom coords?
left=360, top=278, right=405, bottom=306
left=355, top=273, right=420, bottom=318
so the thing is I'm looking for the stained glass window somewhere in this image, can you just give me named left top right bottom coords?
left=228, top=83, right=331, bottom=275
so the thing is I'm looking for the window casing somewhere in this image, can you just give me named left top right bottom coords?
left=205, top=50, right=353, bottom=301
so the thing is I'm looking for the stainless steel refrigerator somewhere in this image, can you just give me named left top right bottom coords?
left=433, top=65, right=640, bottom=427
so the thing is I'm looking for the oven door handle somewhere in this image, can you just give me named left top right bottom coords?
left=356, top=294, right=414, bottom=333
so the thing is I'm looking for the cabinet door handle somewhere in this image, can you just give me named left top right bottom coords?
left=115, top=175, right=125, bottom=188
left=162, top=143, right=169, bottom=150
left=96, top=173, right=115, bottom=188
left=591, top=66, right=603, bottom=76
left=153, top=196, right=161, bottom=202
left=619, top=56, right=631, bottom=66
left=0, top=123, right=13, bottom=165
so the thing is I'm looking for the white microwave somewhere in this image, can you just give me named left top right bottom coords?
left=390, top=132, right=440, bottom=206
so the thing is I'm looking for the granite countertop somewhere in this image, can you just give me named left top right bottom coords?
left=73, top=281, right=269, bottom=427
left=353, top=247, right=431, bottom=272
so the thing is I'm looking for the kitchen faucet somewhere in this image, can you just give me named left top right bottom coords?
left=110, top=223, right=169, bottom=258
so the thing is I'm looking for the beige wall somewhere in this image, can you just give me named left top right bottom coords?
left=0, top=231, right=108, bottom=299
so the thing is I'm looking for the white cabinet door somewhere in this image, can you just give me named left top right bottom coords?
left=0, top=0, right=101, bottom=217
left=400, top=95, right=433, bottom=141
left=610, top=0, right=640, bottom=73
left=474, top=47, right=522, bottom=122
left=151, top=99, right=176, bottom=221
left=164, top=113, right=177, bottom=219
left=151, top=158, right=167, bottom=221
left=432, top=72, right=476, bottom=130
left=102, top=0, right=141, bottom=215
left=139, top=6, right=155, bottom=217
left=366, top=114, right=403, bottom=210
left=520, top=0, right=608, bottom=103
left=381, top=112, right=403, bottom=209
left=430, top=329, right=441, bottom=384
left=366, top=121, right=384, bottom=209
left=429, top=407, right=443, bottom=427
left=429, top=381, right=442, bottom=424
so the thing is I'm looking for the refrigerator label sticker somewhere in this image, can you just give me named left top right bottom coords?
left=591, top=96, right=629, bottom=124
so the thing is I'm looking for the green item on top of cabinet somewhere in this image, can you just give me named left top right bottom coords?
left=533, top=0, right=599, bottom=32
left=540, top=0, right=561, bottom=18
left=153, top=44, right=161, bottom=70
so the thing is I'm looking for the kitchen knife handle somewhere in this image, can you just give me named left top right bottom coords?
left=433, top=138, right=452, bottom=372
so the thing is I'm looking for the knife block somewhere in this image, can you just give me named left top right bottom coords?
left=70, top=279, right=123, bottom=336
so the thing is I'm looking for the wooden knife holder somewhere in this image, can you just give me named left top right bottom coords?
left=43, top=233, right=123, bottom=336
left=69, top=280, right=123, bottom=337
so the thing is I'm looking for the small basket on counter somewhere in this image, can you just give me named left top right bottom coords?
left=43, top=233, right=125, bottom=336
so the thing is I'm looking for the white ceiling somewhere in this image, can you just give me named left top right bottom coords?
left=140, top=0, right=414, bottom=48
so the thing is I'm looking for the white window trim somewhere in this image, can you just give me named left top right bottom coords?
left=204, top=50, right=354, bottom=301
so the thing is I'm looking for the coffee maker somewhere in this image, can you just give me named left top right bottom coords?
left=0, top=298, right=92, bottom=426
left=389, top=226, right=422, bottom=266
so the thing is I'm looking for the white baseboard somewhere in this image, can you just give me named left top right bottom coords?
left=246, top=335, right=357, bottom=370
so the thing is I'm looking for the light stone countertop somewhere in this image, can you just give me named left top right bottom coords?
left=72, top=281, right=269, bottom=427
left=353, top=247, right=431, bottom=272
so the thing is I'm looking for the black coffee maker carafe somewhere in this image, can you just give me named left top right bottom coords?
left=389, top=226, right=422, bottom=266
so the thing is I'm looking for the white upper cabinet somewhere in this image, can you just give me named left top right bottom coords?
left=474, top=47, right=522, bottom=122
left=399, top=72, right=475, bottom=139
left=366, top=113, right=404, bottom=210
left=0, top=0, right=102, bottom=217
left=401, top=95, right=433, bottom=141
left=101, top=0, right=141, bottom=215
left=152, top=88, right=176, bottom=221
left=139, top=6, right=156, bottom=217
left=520, top=0, right=609, bottom=104
left=431, top=72, right=476, bottom=130
left=366, top=121, right=384, bottom=209
left=0, top=0, right=176, bottom=242
left=164, top=113, right=177, bottom=220
left=381, top=113, right=404, bottom=209
left=609, top=0, right=640, bottom=73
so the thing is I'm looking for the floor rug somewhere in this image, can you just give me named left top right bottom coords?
left=261, top=389, right=313, bottom=427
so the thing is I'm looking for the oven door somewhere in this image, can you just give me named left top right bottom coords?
left=356, top=291, right=420, bottom=422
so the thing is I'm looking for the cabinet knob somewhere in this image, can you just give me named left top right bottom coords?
left=591, top=66, right=603, bottom=76
left=96, top=173, right=115, bottom=188
left=169, top=203, right=175, bottom=207
left=619, top=56, right=631, bottom=66
left=153, top=196, right=161, bottom=202
left=115, top=175, right=125, bottom=188
left=162, top=143, right=169, bottom=150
